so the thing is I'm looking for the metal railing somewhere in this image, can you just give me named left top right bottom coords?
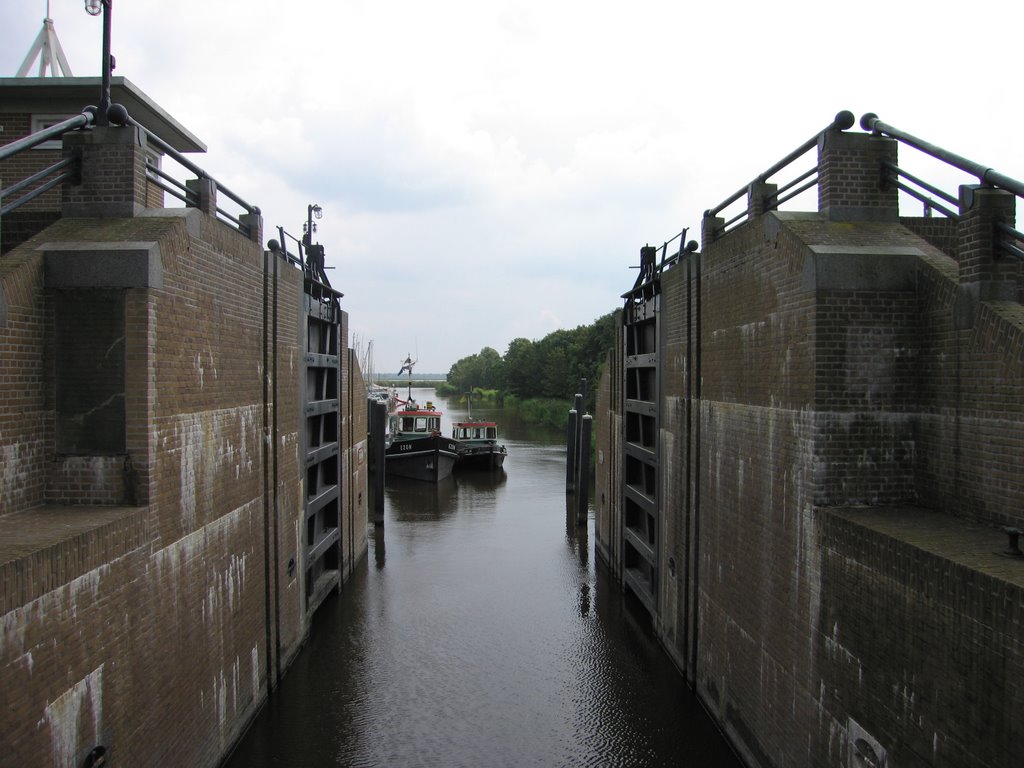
left=0, top=109, right=262, bottom=241
left=860, top=113, right=1023, bottom=262
left=269, top=224, right=341, bottom=295
left=0, top=110, right=95, bottom=216
left=703, top=110, right=856, bottom=239
left=131, top=117, right=260, bottom=238
left=273, top=225, right=307, bottom=271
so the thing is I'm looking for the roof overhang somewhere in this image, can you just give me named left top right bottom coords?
left=0, top=75, right=206, bottom=153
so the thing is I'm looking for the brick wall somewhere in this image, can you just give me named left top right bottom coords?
left=1, top=114, right=164, bottom=254
left=1, top=193, right=368, bottom=766
left=597, top=196, right=1024, bottom=767
left=594, top=347, right=622, bottom=574
left=342, top=347, right=370, bottom=578
left=705, top=213, right=1018, bottom=767
left=819, top=508, right=1022, bottom=767
left=0, top=249, right=47, bottom=513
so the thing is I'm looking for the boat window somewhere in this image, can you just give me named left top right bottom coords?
left=415, top=417, right=428, bottom=432
left=473, top=428, right=482, bottom=439
left=429, top=418, right=440, bottom=431
left=401, top=417, right=416, bottom=431
left=486, top=427, right=496, bottom=439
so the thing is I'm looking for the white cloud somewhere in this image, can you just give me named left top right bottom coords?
left=3, top=0, right=1021, bottom=372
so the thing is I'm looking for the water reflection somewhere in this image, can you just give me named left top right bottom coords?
left=222, top=390, right=742, bottom=768
left=566, top=493, right=589, bottom=568
left=385, top=475, right=458, bottom=522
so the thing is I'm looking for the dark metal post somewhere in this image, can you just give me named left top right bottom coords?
left=565, top=408, right=578, bottom=492
left=99, top=1, right=112, bottom=124
left=306, top=204, right=315, bottom=262
left=84, top=0, right=114, bottom=125
left=370, top=400, right=387, bottom=525
left=576, top=414, right=592, bottom=525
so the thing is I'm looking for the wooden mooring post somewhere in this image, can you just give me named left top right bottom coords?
left=369, top=399, right=387, bottom=525
left=565, top=407, right=578, bottom=492
left=576, top=414, right=592, bottom=525
left=565, top=379, right=591, bottom=525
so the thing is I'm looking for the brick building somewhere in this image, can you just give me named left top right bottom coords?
left=1, top=82, right=368, bottom=766
left=0, top=76, right=202, bottom=254
left=595, top=121, right=1023, bottom=767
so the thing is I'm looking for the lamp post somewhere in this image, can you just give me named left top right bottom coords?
left=303, top=203, right=322, bottom=266
left=84, top=0, right=113, bottom=126
left=302, top=204, right=331, bottom=286
left=305, top=204, right=323, bottom=249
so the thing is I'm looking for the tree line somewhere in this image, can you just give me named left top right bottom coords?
left=439, top=310, right=618, bottom=409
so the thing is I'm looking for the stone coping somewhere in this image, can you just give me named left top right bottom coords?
left=826, top=506, right=1024, bottom=589
left=0, top=505, right=149, bottom=615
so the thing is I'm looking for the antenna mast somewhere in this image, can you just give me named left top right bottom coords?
left=17, top=3, right=75, bottom=77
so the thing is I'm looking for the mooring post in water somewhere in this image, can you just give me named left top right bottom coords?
left=369, top=399, right=387, bottom=525
left=566, top=407, right=579, bottom=492
left=577, top=414, right=592, bottom=525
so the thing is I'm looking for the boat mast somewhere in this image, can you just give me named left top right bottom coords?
left=398, top=352, right=416, bottom=402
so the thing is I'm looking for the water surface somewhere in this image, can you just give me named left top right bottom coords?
left=224, top=389, right=741, bottom=767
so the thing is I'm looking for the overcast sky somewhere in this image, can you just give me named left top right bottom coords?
left=4, top=1, right=1021, bottom=373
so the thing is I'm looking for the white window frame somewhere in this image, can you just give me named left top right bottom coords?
left=31, top=113, right=71, bottom=150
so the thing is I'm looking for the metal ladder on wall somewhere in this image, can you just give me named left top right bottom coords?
left=303, top=278, right=344, bottom=613
left=621, top=246, right=661, bottom=615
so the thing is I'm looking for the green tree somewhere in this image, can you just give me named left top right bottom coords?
left=446, top=309, right=619, bottom=409
left=502, top=337, right=538, bottom=397
left=446, top=346, right=505, bottom=393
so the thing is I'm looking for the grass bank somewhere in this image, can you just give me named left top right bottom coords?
left=433, top=383, right=570, bottom=430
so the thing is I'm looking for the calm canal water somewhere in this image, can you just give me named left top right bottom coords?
left=223, top=389, right=742, bottom=768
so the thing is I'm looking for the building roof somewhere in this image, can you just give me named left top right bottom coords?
left=0, top=75, right=206, bottom=153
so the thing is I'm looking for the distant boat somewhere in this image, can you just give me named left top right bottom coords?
left=385, top=399, right=460, bottom=482
left=452, top=418, right=507, bottom=470
left=367, top=384, right=397, bottom=409
left=451, top=391, right=507, bottom=471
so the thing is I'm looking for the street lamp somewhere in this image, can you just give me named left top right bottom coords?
left=84, top=0, right=113, bottom=126
left=305, top=204, right=323, bottom=241
left=303, top=204, right=331, bottom=286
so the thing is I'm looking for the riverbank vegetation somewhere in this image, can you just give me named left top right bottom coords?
left=436, top=310, right=618, bottom=425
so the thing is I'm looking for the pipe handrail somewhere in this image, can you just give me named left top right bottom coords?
left=861, top=113, right=1024, bottom=199
left=0, top=161, right=78, bottom=217
left=888, top=177, right=959, bottom=219
left=863, top=112, right=1023, bottom=260
left=768, top=165, right=817, bottom=204
left=706, top=110, right=855, bottom=219
left=2, top=157, right=75, bottom=202
left=130, top=117, right=259, bottom=217
left=880, top=160, right=959, bottom=208
left=0, top=111, right=94, bottom=161
left=996, top=222, right=1024, bottom=262
left=145, top=163, right=199, bottom=206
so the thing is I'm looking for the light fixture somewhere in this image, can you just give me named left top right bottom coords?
left=305, top=203, right=323, bottom=235
left=84, top=0, right=102, bottom=16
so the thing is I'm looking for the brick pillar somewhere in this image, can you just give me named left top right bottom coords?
left=701, top=212, right=725, bottom=250
left=747, top=180, right=778, bottom=219
left=239, top=210, right=263, bottom=246
left=61, top=125, right=149, bottom=218
left=957, top=185, right=1018, bottom=298
left=817, top=129, right=898, bottom=222
left=185, top=176, right=217, bottom=216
